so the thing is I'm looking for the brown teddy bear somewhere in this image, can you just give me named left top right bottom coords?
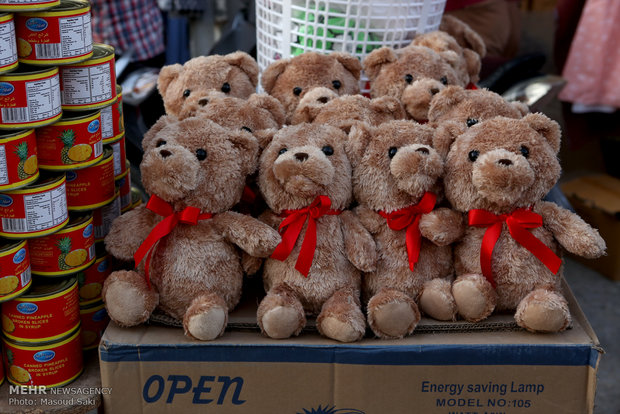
left=290, top=87, right=406, bottom=132
left=260, top=51, right=362, bottom=124
left=158, top=52, right=259, bottom=119
left=346, top=120, right=463, bottom=339
left=438, top=114, right=606, bottom=332
left=102, top=117, right=281, bottom=340
left=363, top=45, right=465, bottom=123
left=255, top=123, right=376, bottom=342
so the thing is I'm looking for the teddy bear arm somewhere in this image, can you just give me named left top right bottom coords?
left=104, top=206, right=160, bottom=261
left=340, top=210, right=377, bottom=273
left=353, top=205, right=383, bottom=235
left=419, top=208, right=466, bottom=246
left=241, top=252, right=263, bottom=276
left=214, top=211, right=282, bottom=258
left=535, top=201, right=606, bottom=258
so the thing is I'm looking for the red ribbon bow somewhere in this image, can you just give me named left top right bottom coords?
left=378, top=192, right=437, bottom=272
left=466, top=82, right=478, bottom=90
left=270, top=195, right=341, bottom=277
left=468, top=207, right=562, bottom=288
left=134, top=194, right=213, bottom=288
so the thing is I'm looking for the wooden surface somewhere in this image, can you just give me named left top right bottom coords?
left=0, top=350, right=101, bottom=414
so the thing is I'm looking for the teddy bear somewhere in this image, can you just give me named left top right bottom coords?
left=363, top=45, right=465, bottom=123
left=102, top=117, right=281, bottom=340
left=290, top=87, right=406, bottom=132
left=345, top=120, right=463, bottom=339
left=255, top=123, right=376, bottom=342
left=157, top=52, right=259, bottom=120
left=436, top=113, right=606, bottom=332
left=260, top=51, right=362, bottom=124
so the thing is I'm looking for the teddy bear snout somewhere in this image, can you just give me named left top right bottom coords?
left=391, top=144, right=443, bottom=196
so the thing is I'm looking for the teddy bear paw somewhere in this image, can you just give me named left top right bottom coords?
left=369, top=301, right=421, bottom=339
left=185, top=307, right=227, bottom=341
left=452, top=274, right=496, bottom=322
left=319, top=316, right=365, bottom=343
left=102, top=271, right=158, bottom=327
left=261, top=306, right=304, bottom=339
left=419, top=279, right=457, bottom=321
left=514, top=289, right=571, bottom=333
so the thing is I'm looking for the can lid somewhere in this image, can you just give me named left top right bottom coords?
left=131, top=187, right=143, bottom=205
left=46, top=0, right=90, bottom=12
left=5, top=172, right=64, bottom=194
left=0, top=238, right=26, bottom=254
left=17, top=276, right=76, bottom=299
left=0, top=63, right=58, bottom=78
left=2, top=323, right=81, bottom=348
left=65, top=212, right=93, bottom=229
left=57, top=109, right=101, bottom=123
left=92, top=43, right=115, bottom=60
left=0, top=129, right=34, bottom=141
left=79, top=299, right=104, bottom=311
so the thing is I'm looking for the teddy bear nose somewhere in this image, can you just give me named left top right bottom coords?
left=160, top=149, right=172, bottom=158
left=416, top=147, right=430, bottom=155
left=498, top=159, right=513, bottom=166
left=317, top=96, right=329, bottom=104
left=198, top=98, right=209, bottom=106
left=430, top=87, right=440, bottom=95
left=295, top=152, right=309, bottom=162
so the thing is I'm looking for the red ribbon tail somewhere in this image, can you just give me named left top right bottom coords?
left=405, top=218, right=422, bottom=272
left=295, top=217, right=317, bottom=277
left=509, top=223, right=563, bottom=275
left=480, top=222, right=502, bottom=288
left=271, top=215, right=306, bottom=262
left=133, top=215, right=178, bottom=290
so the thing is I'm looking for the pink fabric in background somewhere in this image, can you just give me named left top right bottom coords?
left=559, top=0, right=620, bottom=108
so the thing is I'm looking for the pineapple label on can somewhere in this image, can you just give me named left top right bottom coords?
left=0, top=65, right=62, bottom=129
left=2, top=326, right=83, bottom=387
left=0, top=0, right=60, bottom=12
left=1, top=277, right=79, bottom=342
left=77, top=249, right=109, bottom=305
left=60, top=43, right=116, bottom=110
left=79, top=301, right=108, bottom=350
left=0, top=129, right=39, bottom=191
left=0, top=13, right=18, bottom=74
left=36, top=110, right=103, bottom=170
left=0, top=173, right=68, bottom=238
left=14, top=0, right=92, bottom=65
left=65, top=147, right=114, bottom=210
left=92, top=191, right=119, bottom=241
left=0, top=239, right=31, bottom=303
left=111, top=134, right=126, bottom=179
left=28, top=213, right=94, bottom=276
left=117, top=166, right=131, bottom=212
left=101, top=84, right=123, bottom=144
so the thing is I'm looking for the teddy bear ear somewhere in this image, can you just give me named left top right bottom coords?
left=253, top=128, right=278, bottom=151
left=433, top=120, right=467, bottom=159
left=511, top=101, right=530, bottom=117
left=363, top=47, right=398, bottom=81
left=462, top=49, right=482, bottom=84
left=223, top=51, right=259, bottom=88
left=157, top=63, right=183, bottom=97
left=290, top=87, right=338, bottom=124
left=247, top=94, right=286, bottom=127
left=427, top=85, right=466, bottom=124
left=261, top=58, right=290, bottom=94
left=370, top=96, right=407, bottom=120
left=522, top=113, right=561, bottom=153
left=229, top=129, right=260, bottom=175
left=142, top=115, right=173, bottom=150
left=439, top=15, right=486, bottom=58
left=331, top=52, right=362, bottom=80
left=346, top=122, right=374, bottom=165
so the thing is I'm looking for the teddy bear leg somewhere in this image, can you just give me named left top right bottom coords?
left=452, top=274, right=497, bottom=322
left=102, top=270, right=158, bottom=327
left=257, top=284, right=306, bottom=339
left=183, top=293, right=229, bottom=340
left=419, top=278, right=457, bottom=321
left=317, top=288, right=366, bottom=342
left=514, top=289, right=571, bottom=333
left=366, top=288, right=420, bottom=339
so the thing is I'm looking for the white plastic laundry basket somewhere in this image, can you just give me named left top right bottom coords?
left=256, top=0, right=447, bottom=94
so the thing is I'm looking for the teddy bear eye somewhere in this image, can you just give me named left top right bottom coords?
left=221, top=83, right=231, bottom=93
left=278, top=148, right=288, bottom=156
left=195, top=149, right=207, bottom=161
left=332, top=80, right=341, bottom=90
left=293, top=87, right=302, bottom=96
left=156, top=140, right=166, bottom=147
left=405, top=74, right=413, bottom=84
left=440, top=76, right=448, bottom=85
left=241, top=126, right=252, bottom=133
left=468, top=150, right=480, bottom=162
left=183, top=89, right=190, bottom=98
left=466, top=118, right=479, bottom=127
left=520, top=145, right=530, bottom=158
left=321, top=145, right=334, bottom=156
left=388, top=147, right=398, bottom=158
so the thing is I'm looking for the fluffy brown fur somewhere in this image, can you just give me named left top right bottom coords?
left=103, top=117, right=281, bottom=340
left=346, top=121, right=462, bottom=339
left=261, top=52, right=362, bottom=123
left=440, top=114, right=606, bottom=332
left=158, top=52, right=259, bottom=119
left=363, top=45, right=465, bottom=122
left=256, top=123, right=375, bottom=342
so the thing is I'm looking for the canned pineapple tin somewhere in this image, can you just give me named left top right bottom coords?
left=79, top=300, right=107, bottom=350
left=36, top=109, right=103, bottom=170
left=1, top=276, right=79, bottom=342
left=0, top=64, right=61, bottom=129
left=60, top=43, right=116, bottom=111
left=65, top=146, right=114, bottom=210
left=28, top=213, right=94, bottom=276
left=2, top=325, right=82, bottom=387
left=76, top=246, right=109, bottom=305
left=0, top=129, right=39, bottom=190
left=130, top=186, right=142, bottom=210
left=0, top=343, right=4, bottom=385
left=0, top=173, right=68, bottom=238
left=101, top=84, right=123, bottom=144
left=111, top=134, right=126, bottom=179
left=117, top=167, right=131, bottom=212
left=92, top=191, right=119, bottom=241
left=0, top=239, right=31, bottom=303
left=0, top=0, right=60, bottom=12
left=0, top=13, right=18, bottom=74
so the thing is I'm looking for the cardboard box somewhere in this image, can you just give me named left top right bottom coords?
left=561, top=174, right=620, bottom=280
left=99, top=280, right=601, bottom=414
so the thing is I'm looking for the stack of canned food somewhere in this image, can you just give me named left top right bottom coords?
left=0, top=0, right=142, bottom=388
